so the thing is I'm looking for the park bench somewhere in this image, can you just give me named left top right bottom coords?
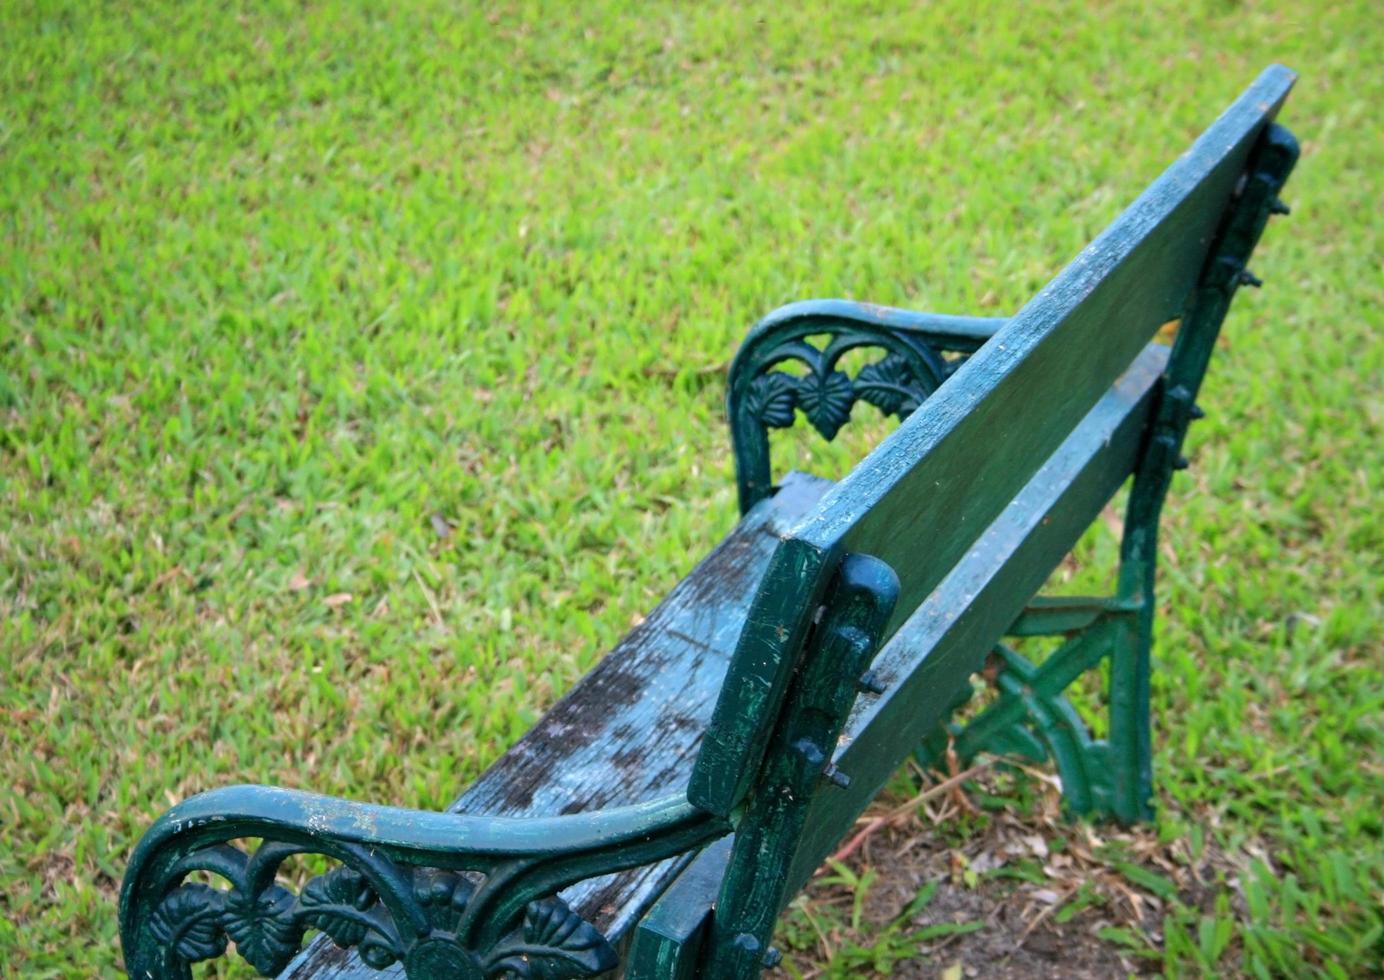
left=120, top=66, right=1299, bottom=979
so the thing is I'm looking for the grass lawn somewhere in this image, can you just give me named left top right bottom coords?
left=2, top=1, right=1379, bottom=976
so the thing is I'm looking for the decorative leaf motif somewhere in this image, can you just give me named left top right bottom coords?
left=300, top=866, right=377, bottom=948
left=488, top=896, right=619, bottom=979
left=745, top=371, right=798, bottom=428
left=855, top=353, right=927, bottom=418
left=796, top=369, right=855, bottom=440
left=137, top=849, right=625, bottom=980
left=222, top=885, right=303, bottom=976
left=148, top=884, right=228, bottom=963
left=411, top=868, right=475, bottom=934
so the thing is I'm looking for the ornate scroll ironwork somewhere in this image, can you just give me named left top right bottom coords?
left=916, top=597, right=1140, bottom=819
left=742, top=346, right=937, bottom=442
left=121, top=787, right=726, bottom=979
left=726, top=299, right=1005, bottom=513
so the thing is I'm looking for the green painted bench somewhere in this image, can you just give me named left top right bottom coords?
left=120, top=66, right=1299, bottom=980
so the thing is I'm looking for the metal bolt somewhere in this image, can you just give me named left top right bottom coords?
left=733, top=933, right=762, bottom=955
left=857, top=669, right=887, bottom=695
left=1189, top=404, right=1206, bottom=420
left=822, top=763, right=852, bottom=789
left=1238, top=269, right=1263, bottom=288
left=1173, top=455, right=1191, bottom=471
left=763, top=946, right=784, bottom=968
left=1269, top=198, right=1291, bottom=215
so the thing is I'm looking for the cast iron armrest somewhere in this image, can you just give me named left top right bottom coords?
left=744, top=298, right=1007, bottom=353
left=120, top=784, right=726, bottom=979
left=726, top=298, right=1008, bottom=512
left=725, top=298, right=1007, bottom=512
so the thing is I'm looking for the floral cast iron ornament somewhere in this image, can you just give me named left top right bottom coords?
left=146, top=861, right=615, bottom=979
left=121, top=787, right=724, bottom=979
left=725, top=299, right=1004, bottom=512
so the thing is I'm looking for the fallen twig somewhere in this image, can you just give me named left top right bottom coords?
left=831, top=762, right=992, bottom=864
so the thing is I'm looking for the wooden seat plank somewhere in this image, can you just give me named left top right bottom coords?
left=282, top=472, right=832, bottom=977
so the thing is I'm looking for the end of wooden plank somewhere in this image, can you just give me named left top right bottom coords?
left=687, top=536, right=834, bottom=816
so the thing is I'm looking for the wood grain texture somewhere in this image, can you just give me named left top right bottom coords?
left=281, top=473, right=831, bottom=978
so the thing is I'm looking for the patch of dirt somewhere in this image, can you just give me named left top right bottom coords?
left=777, top=764, right=1248, bottom=979
left=792, top=828, right=1149, bottom=978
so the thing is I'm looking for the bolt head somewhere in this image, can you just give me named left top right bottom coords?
left=857, top=670, right=887, bottom=695
left=823, top=764, right=852, bottom=789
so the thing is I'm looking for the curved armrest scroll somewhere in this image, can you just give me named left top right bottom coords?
left=728, top=299, right=1008, bottom=512
left=121, top=785, right=725, bottom=980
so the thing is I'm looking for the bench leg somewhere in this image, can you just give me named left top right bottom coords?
left=1109, top=553, right=1157, bottom=824
left=915, top=592, right=1151, bottom=823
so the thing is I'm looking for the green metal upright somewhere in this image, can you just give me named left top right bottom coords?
left=705, top=554, right=899, bottom=978
left=918, top=123, right=1300, bottom=824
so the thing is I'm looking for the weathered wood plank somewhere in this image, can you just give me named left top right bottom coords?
left=281, top=473, right=831, bottom=978
left=622, top=343, right=1171, bottom=967
left=784, top=344, right=1171, bottom=891
left=624, top=836, right=735, bottom=980
left=284, top=334, right=1167, bottom=977
left=689, top=65, right=1296, bottom=815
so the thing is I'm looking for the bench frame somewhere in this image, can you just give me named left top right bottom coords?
left=120, top=68, right=1299, bottom=980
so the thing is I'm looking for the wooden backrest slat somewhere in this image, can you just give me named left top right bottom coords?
left=689, top=65, right=1296, bottom=816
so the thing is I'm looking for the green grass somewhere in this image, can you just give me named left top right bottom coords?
left=2, top=1, right=1379, bottom=975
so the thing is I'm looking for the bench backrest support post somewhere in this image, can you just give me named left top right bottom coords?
left=705, top=553, right=899, bottom=978
left=1108, top=121, right=1301, bottom=822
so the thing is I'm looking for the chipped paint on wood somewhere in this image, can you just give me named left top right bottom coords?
left=281, top=474, right=831, bottom=977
